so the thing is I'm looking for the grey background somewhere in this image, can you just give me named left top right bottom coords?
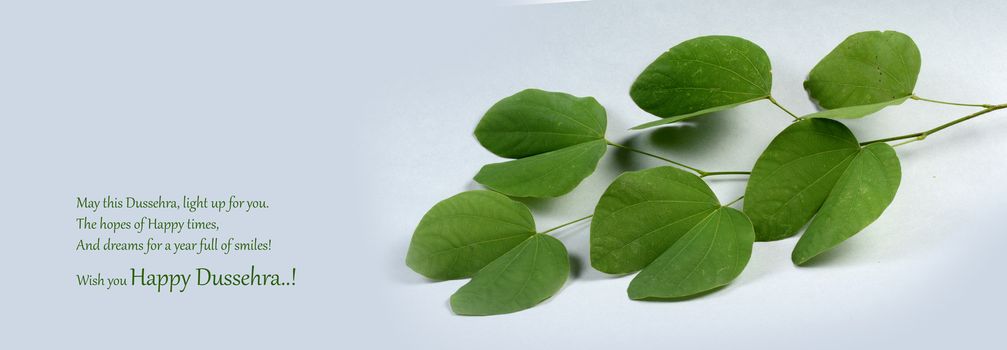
left=3, top=0, right=1006, bottom=349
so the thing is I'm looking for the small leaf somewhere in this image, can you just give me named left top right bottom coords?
left=450, top=234, right=569, bottom=316
left=630, top=35, right=772, bottom=126
left=628, top=207, right=755, bottom=300
left=591, top=166, right=720, bottom=274
left=804, top=96, right=909, bottom=119
left=475, top=89, right=606, bottom=159
left=743, top=119, right=860, bottom=241
left=474, top=139, right=607, bottom=198
left=473, top=89, right=609, bottom=198
left=406, top=191, right=536, bottom=280
left=804, top=31, right=920, bottom=116
left=792, top=143, right=901, bottom=265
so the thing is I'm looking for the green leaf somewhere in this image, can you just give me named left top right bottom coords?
left=474, top=140, right=607, bottom=198
left=743, top=119, right=861, bottom=241
left=804, top=31, right=920, bottom=116
left=591, top=166, right=721, bottom=274
left=591, top=166, right=755, bottom=298
left=630, top=35, right=772, bottom=126
left=475, top=88, right=606, bottom=159
left=744, top=119, right=903, bottom=262
left=804, top=96, right=909, bottom=119
left=628, top=207, right=755, bottom=300
left=792, top=143, right=901, bottom=265
left=450, top=234, right=569, bottom=316
left=406, top=191, right=536, bottom=280
left=473, top=89, right=609, bottom=198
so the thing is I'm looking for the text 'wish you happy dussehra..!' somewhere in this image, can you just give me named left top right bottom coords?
left=74, top=195, right=296, bottom=293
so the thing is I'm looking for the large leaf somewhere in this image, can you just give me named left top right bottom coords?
left=474, top=139, right=607, bottom=198
left=628, top=207, right=755, bottom=300
left=591, top=166, right=720, bottom=274
left=630, top=35, right=772, bottom=127
left=744, top=119, right=903, bottom=263
left=591, top=166, right=755, bottom=298
left=450, top=234, right=569, bottom=315
left=475, top=88, right=606, bottom=158
left=743, top=119, right=860, bottom=241
left=804, top=31, right=920, bottom=117
left=474, top=89, right=608, bottom=198
left=803, top=96, right=909, bottom=119
left=406, top=191, right=536, bottom=280
left=792, top=143, right=901, bottom=264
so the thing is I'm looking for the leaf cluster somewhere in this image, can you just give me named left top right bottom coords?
left=405, top=31, right=994, bottom=315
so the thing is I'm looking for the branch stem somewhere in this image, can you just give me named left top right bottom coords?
left=860, top=104, right=1007, bottom=146
left=540, top=215, right=593, bottom=235
left=724, top=196, right=744, bottom=208
left=701, top=171, right=751, bottom=178
left=768, top=96, right=801, bottom=120
left=606, top=141, right=705, bottom=174
left=606, top=141, right=750, bottom=178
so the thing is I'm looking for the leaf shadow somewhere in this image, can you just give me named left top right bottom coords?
left=571, top=255, right=624, bottom=283
left=609, top=111, right=736, bottom=173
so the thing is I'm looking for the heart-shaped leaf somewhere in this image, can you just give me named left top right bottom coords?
left=743, top=119, right=861, bottom=241
left=406, top=191, right=535, bottom=280
left=591, top=166, right=754, bottom=298
left=743, top=119, right=902, bottom=263
left=804, top=31, right=920, bottom=117
left=630, top=35, right=772, bottom=128
left=450, top=234, right=569, bottom=315
left=628, top=207, right=754, bottom=300
left=591, top=166, right=721, bottom=274
left=474, top=89, right=608, bottom=197
left=792, top=143, right=901, bottom=264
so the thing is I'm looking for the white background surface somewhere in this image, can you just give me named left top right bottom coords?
left=3, top=0, right=1006, bottom=349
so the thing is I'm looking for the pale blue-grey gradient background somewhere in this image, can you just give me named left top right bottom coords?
left=3, top=0, right=1006, bottom=348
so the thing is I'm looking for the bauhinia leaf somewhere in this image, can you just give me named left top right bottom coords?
left=803, top=96, right=909, bottom=119
left=744, top=119, right=903, bottom=263
left=591, top=166, right=720, bottom=274
left=474, top=140, right=607, bottom=198
left=450, top=234, right=569, bottom=316
left=792, top=143, right=901, bottom=265
left=743, top=119, right=861, bottom=241
left=628, top=207, right=754, bottom=300
left=474, top=89, right=608, bottom=198
left=630, top=35, right=772, bottom=128
left=591, top=166, right=755, bottom=298
left=475, top=88, right=606, bottom=158
left=406, top=191, right=535, bottom=280
left=804, top=31, right=920, bottom=117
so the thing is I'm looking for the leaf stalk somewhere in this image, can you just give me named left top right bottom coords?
left=911, top=94, right=994, bottom=108
left=767, top=96, right=801, bottom=120
left=540, top=215, right=593, bottom=235
left=606, top=141, right=750, bottom=178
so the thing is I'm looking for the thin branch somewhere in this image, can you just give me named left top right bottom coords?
left=860, top=104, right=1007, bottom=146
left=768, top=96, right=801, bottom=120
left=540, top=215, right=593, bottom=235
